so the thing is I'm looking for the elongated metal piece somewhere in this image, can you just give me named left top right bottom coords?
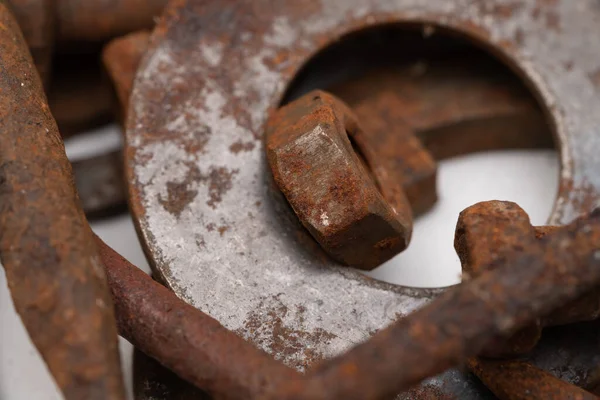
left=468, top=358, right=598, bottom=400
left=0, top=4, right=125, bottom=399
left=455, top=201, right=542, bottom=357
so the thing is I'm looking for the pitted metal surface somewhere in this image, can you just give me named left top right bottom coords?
left=125, top=0, right=600, bottom=382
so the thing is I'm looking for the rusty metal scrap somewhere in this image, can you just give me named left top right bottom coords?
left=456, top=200, right=600, bottom=357
left=57, top=0, right=166, bottom=43
left=93, top=208, right=600, bottom=400
left=455, top=201, right=543, bottom=357
left=266, top=90, right=413, bottom=270
left=0, top=4, right=125, bottom=399
left=329, top=56, right=552, bottom=160
left=352, top=91, right=438, bottom=216
left=294, top=208, right=600, bottom=400
left=468, top=358, right=598, bottom=400
left=124, top=0, right=600, bottom=397
left=102, top=30, right=150, bottom=121
left=4, top=0, right=600, bottom=398
left=8, top=0, right=55, bottom=85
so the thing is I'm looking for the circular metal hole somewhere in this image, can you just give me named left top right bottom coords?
left=282, top=23, right=558, bottom=287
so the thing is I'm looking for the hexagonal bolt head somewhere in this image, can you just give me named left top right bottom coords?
left=266, top=90, right=413, bottom=270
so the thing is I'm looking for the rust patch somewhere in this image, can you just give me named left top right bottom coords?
left=200, top=166, right=239, bottom=209
left=158, top=163, right=202, bottom=217
left=492, top=3, right=522, bottom=19
left=238, top=295, right=337, bottom=371
left=159, top=181, right=199, bottom=218
left=229, top=140, right=256, bottom=154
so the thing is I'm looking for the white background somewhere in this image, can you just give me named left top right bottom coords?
left=0, top=124, right=559, bottom=399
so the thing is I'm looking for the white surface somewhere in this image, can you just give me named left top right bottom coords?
left=0, top=126, right=558, bottom=399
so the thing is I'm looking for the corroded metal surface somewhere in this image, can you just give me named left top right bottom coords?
left=125, top=0, right=600, bottom=390
left=456, top=201, right=600, bottom=350
left=0, top=4, right=125, bottom=399
left=329, top=56, right=552, bottom=160
left=455, top=201, right=543, bottom=357
left=8, top=0, right=55, bottom=85
left=266, top=90, right=413, bottom=270
left=294, top=208, right=600, bottom=399
left=352, top=91, right=438, bottom=216
left=96, top=209, right=600, bottom=399
left=57, top=0, right=166, bottom=42
left=103, top=30, right=150, bottom=122
left=468, top=358, right=598, bottom=400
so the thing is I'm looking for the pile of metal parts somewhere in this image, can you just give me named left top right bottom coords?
left=1, top=0, right=600, bottom=399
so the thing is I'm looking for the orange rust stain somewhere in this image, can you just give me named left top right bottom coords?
left=229, top=140, right=255, bottom=154
left=237, top=295, right=337, bottom=370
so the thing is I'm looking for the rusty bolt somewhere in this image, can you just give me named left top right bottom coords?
left=468, top=358, right=598, bottom=400
left=455, top=201, right=600, bottom=357
left=266, top=90, right=413, bottom=270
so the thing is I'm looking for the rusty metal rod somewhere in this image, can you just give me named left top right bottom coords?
left=468, top=358, right=598, bottom=400
left=293, top=209, right=600, bottom=400
left=0, top=4, right=125, bottom=399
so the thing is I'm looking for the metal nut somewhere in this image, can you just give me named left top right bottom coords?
left=266, top=90, right=413, bottom=270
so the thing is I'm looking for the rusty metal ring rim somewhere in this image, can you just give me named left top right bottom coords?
left=124, top=0, right=600, bottom=390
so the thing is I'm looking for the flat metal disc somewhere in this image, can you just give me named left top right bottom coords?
left=125, top=0, right=600, bottom=395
